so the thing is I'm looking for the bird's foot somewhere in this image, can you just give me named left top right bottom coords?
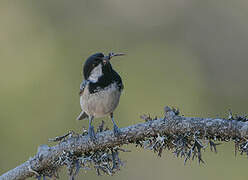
left=113, top=124, right=121, bottom=137
left=88, top=125, right=96, bottom=141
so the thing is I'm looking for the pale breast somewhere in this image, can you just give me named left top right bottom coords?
left=80, top=83, right=121, bottom=118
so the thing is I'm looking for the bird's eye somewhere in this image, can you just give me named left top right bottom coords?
left=93, top=59, right=100, bottom=66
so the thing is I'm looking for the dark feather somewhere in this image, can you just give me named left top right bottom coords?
left=88, top=67, right=123, bottom=94
left=83, top=53, right=104, bottom=79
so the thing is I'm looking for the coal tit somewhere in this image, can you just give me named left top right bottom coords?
left=77, top=52, right=125, bottom=140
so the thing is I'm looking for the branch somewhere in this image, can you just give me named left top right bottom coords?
left=1, top=107, right=248, bottom=180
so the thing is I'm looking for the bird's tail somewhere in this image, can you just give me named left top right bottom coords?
left=76, top=111, right=88, bottom=120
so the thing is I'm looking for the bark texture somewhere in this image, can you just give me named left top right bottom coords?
left=1, top=108, right=248, bottom=180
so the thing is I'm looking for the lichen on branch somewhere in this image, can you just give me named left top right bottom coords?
left=1, top=106, right=248, bottom=180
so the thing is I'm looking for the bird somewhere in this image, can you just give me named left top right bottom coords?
left=77, top=52, right=125, bottom=140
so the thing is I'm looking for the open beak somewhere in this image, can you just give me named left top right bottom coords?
left=103, top=52, right=125, bottom=64
left=110, top=52, right=125, bottom=58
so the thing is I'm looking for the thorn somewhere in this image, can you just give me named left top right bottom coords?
left=48, top=131, right=74, bottom=142
left=140, top=114, right=152, bottom=122
left=115, top=147, right=131, bottom=152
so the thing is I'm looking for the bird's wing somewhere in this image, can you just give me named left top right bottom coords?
left=77, top=80, right=89, bottom=120
left=76, top=111, right=88, bottom=120
left=79, top=80, right=88, bottom=96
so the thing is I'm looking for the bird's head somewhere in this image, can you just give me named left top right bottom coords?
left=83, top=52, right=125, bottom=81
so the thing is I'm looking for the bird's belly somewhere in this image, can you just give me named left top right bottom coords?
left=81, top=86, right=121, bottom=118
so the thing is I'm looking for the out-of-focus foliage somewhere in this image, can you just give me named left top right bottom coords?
left=0, top=0, right=248, bottom=179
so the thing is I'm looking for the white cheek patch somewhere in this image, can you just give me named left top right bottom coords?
left=88, top=63, right=103, bottom=82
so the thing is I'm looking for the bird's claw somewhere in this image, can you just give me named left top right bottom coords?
left=88, top=125, right=96, bottom=141
left=113, top=124, right=121, bottom=137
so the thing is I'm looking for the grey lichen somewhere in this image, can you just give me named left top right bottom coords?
left=2, top=106, right=248, bottom=180
left=36, top=122, right=129, bottom=180
left=138, top=107, right=248, bottom=165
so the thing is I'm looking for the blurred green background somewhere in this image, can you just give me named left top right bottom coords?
left=1, top=0, right=248, bottom=179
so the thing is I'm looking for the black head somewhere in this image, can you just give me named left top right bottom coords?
left=83, top=53, right=104, bottom=79
left=83, top=52, right=125, bottom=80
